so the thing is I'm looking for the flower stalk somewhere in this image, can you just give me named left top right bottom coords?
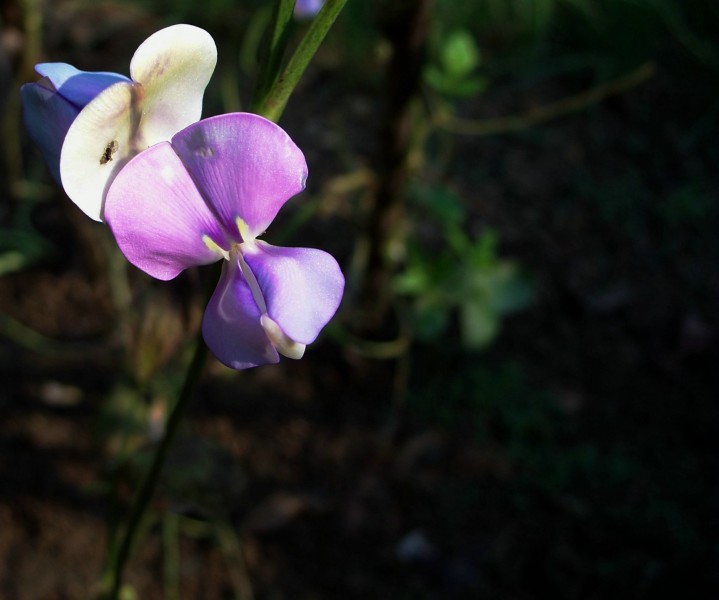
left=254, top=0, right=348, bottom=122
left=252, top=0, right=296, bottom=109
left=102, top=335, right=208, bottom=599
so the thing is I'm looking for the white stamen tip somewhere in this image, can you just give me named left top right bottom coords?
left=261, top=315, right=306, bottom=360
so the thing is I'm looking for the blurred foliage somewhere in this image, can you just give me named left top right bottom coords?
left=424, top=29, right=489, bottom=98
left=410, top=363, right=561, bottom=448
left=409, top=361, right=714, bottom=594
left=395, top=184, right=534, bottom=349
left=0, top=204, right=54, bottom=276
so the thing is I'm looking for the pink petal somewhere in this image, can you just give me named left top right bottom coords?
left=104, top=142, right=229, bottom=280
left=202, top=253, right=280, bottom=369
left=242, top=241, right=344, bottom=344
left=171, top=113, right=308, bottom=239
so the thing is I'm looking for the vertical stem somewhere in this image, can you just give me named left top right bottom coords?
left=251, top=0, right=296, bottom=110
left=19, top=0, right=43, bottom=80
left=3, top=0, right=43, bottom=190
left=255, top=0, right=348, bottom=122
left=103, top=337, right=207, bottom=599
left=162, top=512, right=181, bottom=600
left=361, top=0, right=431, bottom=333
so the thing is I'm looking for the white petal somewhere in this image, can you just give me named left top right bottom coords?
left=59, top=24, right=217, bottom=221
left=59, top=81, right=139, bottom=221
left=129, top=24, right=217, bottom=143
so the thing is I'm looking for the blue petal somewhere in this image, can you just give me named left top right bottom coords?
left=202, top=253, right=280, bottom=370
left=294, top=0, right=324, bottom=18
left=21, top=81, right=79, bottom=183
left=243, top=241, right=344, bottom=344
left=35, top=63, right=130, bottom=108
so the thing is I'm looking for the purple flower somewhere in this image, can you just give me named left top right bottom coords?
left=104, top=112, right=344, bottom=369
left=21, top=64, right=130, bottom=184
left=294, top=0, right=324, bottom=19
left=21, top=24, right=217, bottom=221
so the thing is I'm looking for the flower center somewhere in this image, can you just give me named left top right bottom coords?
left=232, top=245, right=267, bottom=315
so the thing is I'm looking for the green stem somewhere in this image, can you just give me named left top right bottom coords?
left=251, top=0, right=296, bottom=110
left=162, top=512, right=181, bottom=600
left=255, top=0, right=348, bottom=122
left=103, top=337, right=208, bottom=599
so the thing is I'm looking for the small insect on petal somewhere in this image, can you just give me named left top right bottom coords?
left=100, top=140, right=119, bottom=165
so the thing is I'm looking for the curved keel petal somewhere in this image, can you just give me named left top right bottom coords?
left=203, top=255, right=279, bottom=369
left=243, top=241, right=344, bottom=345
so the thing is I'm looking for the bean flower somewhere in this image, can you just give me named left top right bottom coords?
left=104, top=112, right=344, bottom=369
left=21, top=24, right=216, bottom=221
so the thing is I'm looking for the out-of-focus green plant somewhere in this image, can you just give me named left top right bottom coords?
left=424, top=29, right=488, bottom=97
left=410, top=363, right=560, bottom=448
left=0, top=196, right=55, bottom=276
left=394, top=184, right=534, bottom=349
left=659, top=181, right=716, bottom=226
left=408, top=358, right=708, bottom=590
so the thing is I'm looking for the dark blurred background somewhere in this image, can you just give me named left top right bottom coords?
left=0, top=0, right=717, bottom=598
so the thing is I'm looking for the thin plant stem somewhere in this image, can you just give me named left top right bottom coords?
left=103, top=336, right=208, bottom=599
left=215, top=520, right=255, bottom=600
left=361, top=0, right=430, bottom=332
left=162, top=512, right=181, bottom=600
left=433, top=62, right=656, bottom=136
left=255, top=0, right=348, bottom=122
left=251, top=0, right=296, bottom=110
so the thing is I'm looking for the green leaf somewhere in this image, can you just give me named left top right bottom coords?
left=412, top=302, right=451, bottom=341
left=393, top=264, right=430, bottom=295
left=441, top=30, right=480, bottom=78
left=409, top=183, right=466, bottom=227
left=491, top=265, right=535, bottom=314
left=423, top=66, right=488, bottom=98
left=459, top=299, right=499, bottom=349
left=469, top=229, right=500, bottom=268
left=0, top=229, right=54, bottom=275
left=449, top=76, right=488, bottom=97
